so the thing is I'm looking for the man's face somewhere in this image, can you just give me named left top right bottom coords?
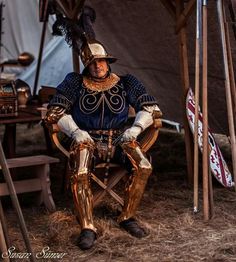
left=88, top=58, right=109, bottom=78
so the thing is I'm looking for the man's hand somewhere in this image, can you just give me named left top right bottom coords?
left=121, top=126, right=142, bottom=142
left=72, top=129, right=94, bottom=144
left=57, top=114, right=94, bottom=144
left=121, top=104, right=162, bottom=143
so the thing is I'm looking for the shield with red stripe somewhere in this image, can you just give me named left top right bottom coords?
left=186, top=88, right=234, bottom=187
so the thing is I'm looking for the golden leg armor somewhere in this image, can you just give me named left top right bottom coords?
left=69, top=142, right=97, bottom=232
left=118, top=140, right=152, bottom=223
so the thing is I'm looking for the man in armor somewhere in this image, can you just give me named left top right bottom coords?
left=45, top=39, right=162, bottom=250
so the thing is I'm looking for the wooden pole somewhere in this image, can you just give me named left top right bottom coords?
left=228, top=0, right=236, bottom=41
left=176, top=0, right=194, bottom=184
left=223, top=5, right=236, bottom=124
left=160, top=0, right=176, bottom=20
left=193, top=0, right=201, bottom=214
left=0, top=219, right=9, bottom=262
left=175, top=0, right=196, bottom=34
left=202, top=0, right=210, bottom=221
left=0, top=143, right=36, bottom=262
left=72, top=48, right=80, bottom=73
left=0, top=200, right=10, bottom=249
left=208, top=162, right=214, bottom=218
left=0, top=2, right=3, bottom=67
left=217, top=0, right=236, bottom=191
left=33, top=19, right=48, bottom=96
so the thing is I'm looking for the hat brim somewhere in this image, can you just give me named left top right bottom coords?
left=82, top=56, right=117, bottom=74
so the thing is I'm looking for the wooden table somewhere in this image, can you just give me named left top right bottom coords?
left=0, top=62, right=26, bottom=71
left=0, top=105, right=51, bottom=158
left=0, top=106, right=58, bottom=209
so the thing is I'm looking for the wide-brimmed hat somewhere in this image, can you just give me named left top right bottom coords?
left=80, top=39, right=117, bottom=69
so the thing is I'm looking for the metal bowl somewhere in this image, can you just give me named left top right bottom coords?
left=18, top=52, right=35, bottom=66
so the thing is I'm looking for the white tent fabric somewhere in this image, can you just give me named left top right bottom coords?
left=1, top=0, right=76, bottom=93
left=18, top=36, right=74, bottom=91
left=1, top=0, right=53, bottom=62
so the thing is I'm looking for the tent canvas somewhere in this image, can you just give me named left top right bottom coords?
left=1, top=0, right=236, bottom=134
left=0, top=0, right=76, bottom=90
left=87, top=0, right=236, bottom=135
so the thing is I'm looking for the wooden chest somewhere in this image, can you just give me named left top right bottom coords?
left=0, top=80, right=18, bottom=117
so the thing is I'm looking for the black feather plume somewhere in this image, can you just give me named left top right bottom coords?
left=52, top=5, right=96, bottom=51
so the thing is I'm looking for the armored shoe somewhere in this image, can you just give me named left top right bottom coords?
left=77, top=229, right=97, bottom=250
left=119, top=218, right=148, bottom=238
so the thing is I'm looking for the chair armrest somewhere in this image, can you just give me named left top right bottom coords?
left=50, top=123, right=70, bottom=158
left=139, top=118, right=162, bottom=153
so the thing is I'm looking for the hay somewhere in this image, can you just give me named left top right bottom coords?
left=1, top=125, right=236, bottom=261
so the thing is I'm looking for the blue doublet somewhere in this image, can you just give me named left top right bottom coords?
left=50, top=72, right=158, bottom=130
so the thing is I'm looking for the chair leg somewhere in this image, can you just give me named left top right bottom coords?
left=42, top=121, right=54, bottom=155
left=61, top=158, right=70, bottom=194
left=92, top=169, right=126, bottom=206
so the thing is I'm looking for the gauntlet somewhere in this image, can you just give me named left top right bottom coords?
left=44, top=106, right=65, bottom=128
left=122, top=105, right=162, bottom=142
left=57, top=114, right=94, bottom=144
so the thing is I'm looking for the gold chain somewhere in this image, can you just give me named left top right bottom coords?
left=83, top=73, right=120, bottom=92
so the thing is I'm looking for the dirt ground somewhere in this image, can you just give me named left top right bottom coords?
left=0, top=124, right=236, bottom=262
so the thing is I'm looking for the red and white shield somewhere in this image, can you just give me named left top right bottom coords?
left=186, top=88, right=234, bottom=187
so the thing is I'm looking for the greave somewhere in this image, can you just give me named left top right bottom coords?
left=69, top=142, right=97, bottom=232
left=118, top=141, right=152, bottom=223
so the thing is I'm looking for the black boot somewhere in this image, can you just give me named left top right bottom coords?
left=119, top=218, right=148, bottom=238
left=77, top=229, right=97, bottom=250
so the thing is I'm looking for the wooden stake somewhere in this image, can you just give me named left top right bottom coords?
left=209, top=163, right=215, bottom=218
left=217, top=0, right=236, bottom=192
left=176, top=0, right=194, bottom=184
left=193, top=0, right=201, bottom=214
left=202, top=0, right=210, bottom=221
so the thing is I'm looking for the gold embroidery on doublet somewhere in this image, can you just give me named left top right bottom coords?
left=83, top=73, right=120, bottom=91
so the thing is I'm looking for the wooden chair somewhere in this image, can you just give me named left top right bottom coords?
left=37, top=86, right=57, bottom=154
left=48, top=114, right=162, bottom=207
left=38, top=86, right=57, bottom=104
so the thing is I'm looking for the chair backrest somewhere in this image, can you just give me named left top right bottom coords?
left=38, top=86, right=56, bottom=104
